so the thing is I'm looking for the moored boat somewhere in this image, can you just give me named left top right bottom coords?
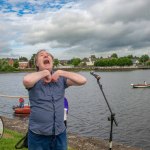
left=131, top=83, right=150, bottom=88
left=13, top=105, right=30, bottom=114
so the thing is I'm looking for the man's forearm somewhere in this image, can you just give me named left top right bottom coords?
left=23, top=70, right=50, bottom=88
left=57, top=70, right=87, bottom=86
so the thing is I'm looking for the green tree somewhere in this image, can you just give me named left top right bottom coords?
left=13, top=60, right=19, bottom=68
left=53, top=59, right=59, bottom=67
left=111, top=53, right=118, bottom=58
left=117, top=57, right=132, bottom=66
left=127, top=55, right=133, bottom=59
left=19, top=56, right=28, bottom=61
left=146, top=61, right=150, bottom=66
left=91, top=55, right=96, bottom=60
left=29, top=54, right=36, bottom=68
left=139, top=55, right=149, bottom=64
left=94, top=57, right=132, bottom=66
left=70, top=58, right=81, bottom=67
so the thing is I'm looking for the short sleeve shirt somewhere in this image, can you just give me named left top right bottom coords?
left=28, top=76, right=68, bottom=135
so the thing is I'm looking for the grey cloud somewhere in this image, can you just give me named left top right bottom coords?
left=89, top=0, right=150, bottom=23
left=0, top=0, right=150, bottom=59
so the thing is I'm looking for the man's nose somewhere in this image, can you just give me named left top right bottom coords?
left=44, top=54, right=48, bottom=58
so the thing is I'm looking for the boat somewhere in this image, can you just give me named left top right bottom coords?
left=131, top=83, right=150, bottom=88
left=12, top=98, right=68, bottom=115
left=13, top=105, right=30, bottom=114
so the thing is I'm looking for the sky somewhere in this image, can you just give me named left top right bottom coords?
left=0, top=0, right=150, bottom=60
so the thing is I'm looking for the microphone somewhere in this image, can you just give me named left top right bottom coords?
left=90, top=71, right=101, bottom=80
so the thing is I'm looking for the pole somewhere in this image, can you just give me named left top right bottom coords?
left=90, top=72, right=118, bottom=150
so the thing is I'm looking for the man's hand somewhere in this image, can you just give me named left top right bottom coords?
left=51, top=70, right=61, bottom=82
left=23, top=70, right=53, bottom=88
left=43, top=74, right=52, bottom=83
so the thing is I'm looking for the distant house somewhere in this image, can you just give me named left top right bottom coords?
left=86, top=58, right=94, bottom=66
left=132, top=59, right=139, bottom=66
left=19, top=61, right=29, bottom=69
left=82, top=56, right=95, bottom=66
left=59, top=60, right=69, bottom=65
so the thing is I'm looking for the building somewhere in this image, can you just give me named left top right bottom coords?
left=19, top=61, right=29, bottom=69
left=59, top=60, right=69, bottom=65
left=82, top=57, right=95, bottom=66
left=132, top=59, right=139, bottom=66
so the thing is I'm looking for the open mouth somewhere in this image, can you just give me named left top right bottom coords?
left=43, top=59, right=50, bottom=65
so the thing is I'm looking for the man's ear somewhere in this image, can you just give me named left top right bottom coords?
left=36, top=65, right=39, bottom=71
left=35, top=63, right=39, bottom=71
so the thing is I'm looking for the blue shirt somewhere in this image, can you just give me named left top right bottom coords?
left=28, top=76, right=68, bottom=135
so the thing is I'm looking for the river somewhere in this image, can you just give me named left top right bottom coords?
left=0, top=70, right=150, bottom=150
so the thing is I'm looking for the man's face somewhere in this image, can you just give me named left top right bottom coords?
left=36, top=50, right=53, bottom=71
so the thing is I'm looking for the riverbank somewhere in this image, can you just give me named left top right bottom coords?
left=57, top=66, right=150, bottom=72
left=1, top=116, right=142, bottom=150
left=0, top=66, right=150, bottom=73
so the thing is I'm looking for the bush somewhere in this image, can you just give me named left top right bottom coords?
left=94, top=57, right=132, bottom=67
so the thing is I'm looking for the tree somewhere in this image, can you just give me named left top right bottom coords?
left=117, top=57, right=132, bottom=66
left=127, top=55, right=133, bottom=59
left=29, top=54, right=36, bottom=68
left=0, top=59, right=16, bottom=72
left=146, top=61, right=150, bottom=66
left=94, top=57, right=132, bottom=66
left=111, top=53, right=118, bottom=58
left=70, top=58, right=81, bottom=67
left=139, top=55, right=149, bottom=64
left=13, top=60, right=19, bottom=68
left=19, top=56, right=28, bottom=61
left=53, top=59, right=59, bottom=67
left=91, top=55, right=96, bottom=60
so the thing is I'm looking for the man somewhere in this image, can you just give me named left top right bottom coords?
left=23, top=49, right=87, bottom=150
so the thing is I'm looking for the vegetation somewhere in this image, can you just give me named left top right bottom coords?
left=53, top=58, right=59, bottom=67
left=1, top=129, right=74, bottom=150
left=0, top=59, right=18, bottom=72
left=19, top=56, right=28, bottom=61
left=94, top=57, right=133, bottom=67
left=139, top=54, right=149, bottom=65
left=29, top=54, right=36, bottom=68
left=146, top=61, right=150, bottom=66
left=13, top=60, right=19, bottom=68
left=1, top=53, right=150, bottom=72
left=111, top=53, right=118, bottom=58
left=69, top=58, right=81, bottom=67
left=1, top=129, right=26, bottom=150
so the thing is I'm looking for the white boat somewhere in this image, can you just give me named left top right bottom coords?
left=131, top=83, right=150, bottom=88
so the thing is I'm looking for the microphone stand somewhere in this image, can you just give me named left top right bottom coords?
left=95, top=77, right=118, bottom=150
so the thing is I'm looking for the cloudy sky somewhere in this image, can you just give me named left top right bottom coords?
left=0, top=0, right=150, bottom=60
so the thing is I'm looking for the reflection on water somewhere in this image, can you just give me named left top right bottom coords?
left=0, top=71, right=150, bottom=149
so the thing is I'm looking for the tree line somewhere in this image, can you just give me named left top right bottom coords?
left=0, top=53, right=150, bottom=72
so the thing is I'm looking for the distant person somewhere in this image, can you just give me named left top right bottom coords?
left=19, top=97, right=24, bottom=108
left=64, top=97, right=69, bottom=127
left=144, top=81, right=147, bottom=85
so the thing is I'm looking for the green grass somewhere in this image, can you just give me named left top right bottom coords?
left=0, top=129, right=26, bottom=150
left=1, top=129, right=74, bottom=150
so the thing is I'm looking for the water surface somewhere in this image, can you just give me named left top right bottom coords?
left=0, top=70, right=150, bottom=149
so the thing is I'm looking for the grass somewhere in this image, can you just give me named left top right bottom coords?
left=0, top=129, right=26, bottom=150
left=1, top=129, right=74, bottom=150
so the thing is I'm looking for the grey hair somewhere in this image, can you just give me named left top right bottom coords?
left=34, top=49, right=54, bottom=71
